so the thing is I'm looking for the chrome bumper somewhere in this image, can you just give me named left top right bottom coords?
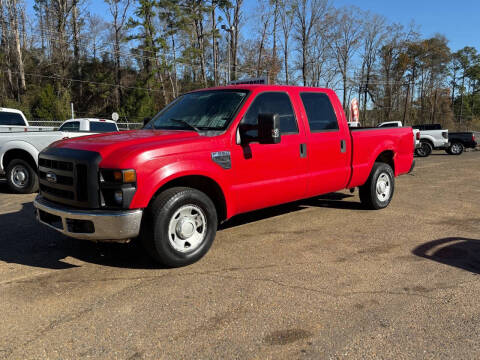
left=34, top=196, right=143, bottom=242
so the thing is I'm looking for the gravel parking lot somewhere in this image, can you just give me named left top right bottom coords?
left=1, top=150, right=479, bottom=359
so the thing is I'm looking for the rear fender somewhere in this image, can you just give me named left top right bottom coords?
left=349, top=141, right=396, bottom=188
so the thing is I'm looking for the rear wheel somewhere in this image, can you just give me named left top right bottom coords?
left=415, top=142, right=432, bottom=157
left=359, top=162, right=395, bottom=210
left=141, top=187, right=217, bottom=267
left=6, top=159, right=39, bottom=194
left=448, top=142, right=464, bottom=155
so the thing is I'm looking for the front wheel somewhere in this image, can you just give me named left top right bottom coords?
left=6, top=159, right=39, bottom=194
left=359, top=162, right=395, bottom=210
left=448, top=142, right=464, bottom=155
left=141, top=187, right=218, bottom=267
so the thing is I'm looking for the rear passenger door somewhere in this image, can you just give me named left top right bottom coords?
left=231, top=91, right=308, bottom=213
left=299, top=92, right=351, bottom=197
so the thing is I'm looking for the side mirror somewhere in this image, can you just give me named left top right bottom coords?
left=143, top=117, right=151, bottom=127
left=258, top=113, right=281, bottom=144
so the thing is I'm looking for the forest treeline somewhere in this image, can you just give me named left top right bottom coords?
left=0, top=0, right=479, bottom=129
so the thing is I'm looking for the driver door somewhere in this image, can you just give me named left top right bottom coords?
left=230, top=91, right=308, bottom=214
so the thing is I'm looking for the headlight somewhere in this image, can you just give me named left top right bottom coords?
left=101, top=169, right=136, bottom=184
left=99, top=169, right=137, bottom=208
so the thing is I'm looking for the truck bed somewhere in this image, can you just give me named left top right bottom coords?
left=348, top=126, right=414, bottom=188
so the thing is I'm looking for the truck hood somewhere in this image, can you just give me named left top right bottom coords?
left=52, top=129, right=212, bottom=165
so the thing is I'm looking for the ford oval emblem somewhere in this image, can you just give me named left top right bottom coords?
left=46, top=172, right=57, bottom=184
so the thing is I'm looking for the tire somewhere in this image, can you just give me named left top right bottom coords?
left=140, top=187, right=218, bottom=267
left=6, top=159, right=39, bottom=194
left=415, top=142, right=432, bottom=157
left=448, top=142, right=464, bottom=155
left=359, top=162, right=395, bottom=210
left=445, top=148, right=452, bottom=155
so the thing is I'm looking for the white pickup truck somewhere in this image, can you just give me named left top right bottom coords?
left=411, top=124, right=449, bottom=157
left=0, top=118, right=118, bottom=193
left=377, top=121, right=448, bottom=157
left=376, top=121, right=421, bottom=150
left=0, top=108, right=55, bottom=132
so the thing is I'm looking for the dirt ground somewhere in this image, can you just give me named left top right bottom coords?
left=0, top=150, right=479, bottom=359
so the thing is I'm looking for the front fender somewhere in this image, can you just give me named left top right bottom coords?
left=0, top=140, right=39, bottom=173
left=130, top=158, right=234, bottom=217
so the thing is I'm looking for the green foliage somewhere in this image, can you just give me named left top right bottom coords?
left=31, top=84, right=70, bottom=120
left=1, top=99, right=32, bottom=119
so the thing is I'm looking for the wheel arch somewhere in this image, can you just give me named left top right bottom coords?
left=420, top=138, right=434, bottom=148
left=2, top=147, right=38, bottom=173
left=149, top=175, right=228, bottom=223
left=374, top=150, right=395, bottom=174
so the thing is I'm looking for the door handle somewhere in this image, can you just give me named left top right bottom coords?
left=340, top=140, right=346, bottom=153
left=300, top=143, right=307, bottom=158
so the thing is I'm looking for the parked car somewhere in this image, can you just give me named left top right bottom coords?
left=412, top=124, right=442, bottom=130
left=376, top=121, right=421, bottom=150
left=58, top=118, right=119, bottom=133
left=0, top=118, right=119, bottom=193
left=0, top=108, right=54, bottom=132
left=446, top=132, right=477, bottom=155
left=34, top=85, right=414, bottom=267
left=411, top=124, right=449, bottom=157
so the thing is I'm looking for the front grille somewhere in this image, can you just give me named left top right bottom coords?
left=39, top=170, right=74, bottom=185
left=38, top=158, right=73, bottom=171
left=40, top=183, right=75, bottom=200
left=38, top=147, right=102, bottom=208
left=76, top=164, right=88, bottom=201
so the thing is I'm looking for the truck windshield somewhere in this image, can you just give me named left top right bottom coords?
left=144, top=90, right=248, bottom=131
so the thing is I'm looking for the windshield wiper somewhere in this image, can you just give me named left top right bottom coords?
left=169, top=118, right=200, bottom=133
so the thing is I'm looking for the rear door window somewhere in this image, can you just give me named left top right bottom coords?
left=242, top=92, right=298, bottom=137
left=59, top=121, right=80, bottom=132
left=300, top=93, right=339, bottom=132
left=89, top=122, right=118, bottom=132
left=0, top=112, right=25, bottom=126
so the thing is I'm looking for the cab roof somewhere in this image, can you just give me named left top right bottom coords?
left=189, top=84, right=332, bottom=93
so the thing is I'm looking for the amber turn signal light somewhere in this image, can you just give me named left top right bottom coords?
left=111, top=169, right=136, bottom=183
left=122, top=169, right=136, bottom=183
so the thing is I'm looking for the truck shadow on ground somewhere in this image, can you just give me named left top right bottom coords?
left=0, top=192, right=361, bottom=270
left=0, top=179, right=14, bottom=194
left=412, top=237, right=480, bottom=274
left=220, top=192, right=361, bottom=230
left=0, top=201, right=158, bottom=270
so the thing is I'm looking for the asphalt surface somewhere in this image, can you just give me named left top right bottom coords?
left=1, top=150, right=479, bottom=359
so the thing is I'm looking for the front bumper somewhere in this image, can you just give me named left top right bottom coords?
left=34, top=196, right=143, bottom=242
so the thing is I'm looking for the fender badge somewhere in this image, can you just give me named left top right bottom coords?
left=211, top=151, right=231, bottom=169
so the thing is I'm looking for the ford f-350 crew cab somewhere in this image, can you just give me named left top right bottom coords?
left=34, top=85, right=414, bottom=267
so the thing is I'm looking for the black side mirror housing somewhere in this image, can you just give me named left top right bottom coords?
left=258, top=113, right=281, bottom=144
left=143, top=117, right=151, bottom=127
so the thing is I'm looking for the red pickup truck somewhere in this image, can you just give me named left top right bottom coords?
left=34, top=85, right=414, bottom=267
